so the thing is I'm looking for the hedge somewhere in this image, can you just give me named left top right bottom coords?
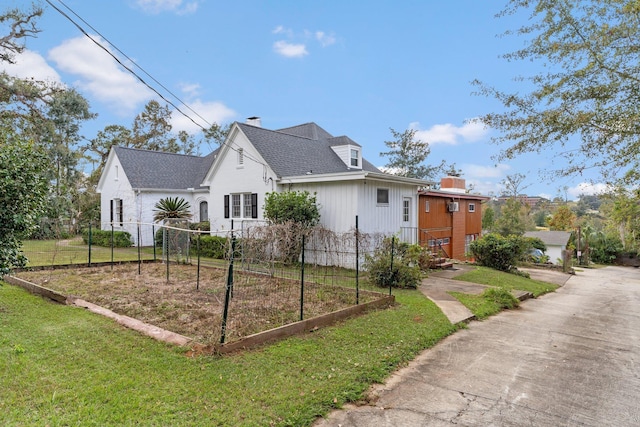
left=191, top=235, right=228, bottom=259
left=82, top=228, right=132, bottom=248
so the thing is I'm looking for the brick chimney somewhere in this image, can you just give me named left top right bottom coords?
left=440, top=176, right=466, bottom=194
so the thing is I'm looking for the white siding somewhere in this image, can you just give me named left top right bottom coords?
left=285, top=178, right=418, bottom=236
left=133, top=190, right=196, bottom=245
left=358, top=179, right=417, bottom=236
left=99, top=155, right=136, bottom=240
left=206, top=130, right=277, bottom=230
left=547, top=245, right=565, bottom=265
left=330, top=145, right=362, bottom=169
left=285, top=181, right=359, bottom=233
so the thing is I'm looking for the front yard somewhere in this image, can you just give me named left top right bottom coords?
left=0, top=282, right=456, bottom=426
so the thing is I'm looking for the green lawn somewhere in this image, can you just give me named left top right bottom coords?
left=450, top=266, right=559, bottom=319
left=0, top=282, right=458, bottom=426
left=21, top=238, right=157, bottom=266
left=453, top=266, right=559, bottom=297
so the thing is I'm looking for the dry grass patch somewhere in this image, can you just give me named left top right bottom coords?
left=16, top=263, right=381, bottom=345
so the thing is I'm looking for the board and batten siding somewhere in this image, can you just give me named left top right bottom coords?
left=286, top=181, right=359, bottom=233
left=288, top=178, right=418, bottom=236
left=359, top=179, right=417, bottom=236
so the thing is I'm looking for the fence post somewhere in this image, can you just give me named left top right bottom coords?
left=196, top=228, right=201, bottom=290
left=152, top=224, right=156, bottom=261
left=88, top=222, right=92, bottom=267
left=300, top=234, right=305, bottom=321
left=389, top=236, right=395, bottom=296
left=220, top=235, right=236, bottom=345
left=355, top=216, right=359, bottom=305
left=137, top=223, right=141, bottom=275
left=110, top=222, right=114, bottom=270
left=166, top=226, right=170, bottom=282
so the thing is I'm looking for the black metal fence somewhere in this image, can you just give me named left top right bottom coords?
left=17, top=218, right=407, bottom=346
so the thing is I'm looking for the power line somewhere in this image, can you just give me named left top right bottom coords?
left=53, top=0, right=213, bottom=131
left=44, top=0, right=268, bottom=168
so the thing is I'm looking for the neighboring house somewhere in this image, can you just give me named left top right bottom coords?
left=497, top=195, right=549, bottom=208
left=96, top=146, right=218, bottom=245
left=97, top=119, right=432, bottom=245
left=418, top=176, right=489, bottom=261
left=524, top=230, right=572, bottom=265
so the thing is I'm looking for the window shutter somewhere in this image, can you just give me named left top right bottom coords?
left=224, top=195, right=229, bottom=218
left=110, top=200, right=114, bottom=222
left=251, top=193, right=258, bottom=218
left=118, top=200, right=123, bottom=226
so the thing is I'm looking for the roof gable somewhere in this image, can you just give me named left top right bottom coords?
left=113, top=146, right=217, bottom=190
left=236, top=122, right=380, bottom=178
left=276, top=122, right=334, bottom=140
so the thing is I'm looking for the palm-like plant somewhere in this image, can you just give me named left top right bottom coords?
left=153, top=197, right=192, bottom=222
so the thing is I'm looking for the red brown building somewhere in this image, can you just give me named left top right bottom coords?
left=418, top=176, right=489, bottom=261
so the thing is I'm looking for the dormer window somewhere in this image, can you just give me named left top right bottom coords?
left=329, top=139, right=362, bottom=169
left=350, top=149, right=359, bottom=167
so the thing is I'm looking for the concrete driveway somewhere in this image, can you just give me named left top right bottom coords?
left=314, top=266, right=640, bottom=426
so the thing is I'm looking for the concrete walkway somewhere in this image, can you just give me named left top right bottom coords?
left=418, top=264, right=568, bottom=325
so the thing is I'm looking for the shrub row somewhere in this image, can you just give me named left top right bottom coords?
left=82, top=229, right=132, bottom=248
left=191, top=235, right=228, bottom=259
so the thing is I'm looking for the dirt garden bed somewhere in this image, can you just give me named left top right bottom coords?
left=15, top=263, right=384, bottom=346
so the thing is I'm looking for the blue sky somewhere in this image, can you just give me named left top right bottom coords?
left=4, top=0, right=608, bottom=200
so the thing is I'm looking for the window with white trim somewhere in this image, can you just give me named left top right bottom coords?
left=469, top=203, right=476, bottom=213
left=199, top=201, right=208, bottom=222
left=110, top=198, right=123, bottom=226
left=403, top=197, right=411, bottom=222
left=243, top=194, right=252, bottom=217
left=377, top=188, right=389, bottom=205
left=425, top=200, right=430, bottom=212
left=224, top=193, right=258, bottom=219
left=231, top=194, right=241, bottom=217
left=350, top=149, right=359, bottom=167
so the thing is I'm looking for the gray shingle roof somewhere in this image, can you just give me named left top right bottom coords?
left=277, top=122, right=334, bottom=140
left=114, top=146, right=217, bottom=189
left=237, top=122, right=379, bottom=178
left=524, top=231, right=572, bottom=247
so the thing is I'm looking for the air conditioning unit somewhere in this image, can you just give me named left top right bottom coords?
left=447, top=202, right=459, bottom=212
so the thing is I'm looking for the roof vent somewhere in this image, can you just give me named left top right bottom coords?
left=246, top=116, right=261, bottom=127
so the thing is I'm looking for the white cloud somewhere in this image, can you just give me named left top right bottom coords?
left=315, top=31, right=336, bottom=47
left=134, top=0, right=199, bottom=14
left=0, top=49, right=61, bottom=83
left=567, top=182, right=610, bottom=200
left=171, top=99, right=236, bottom=134
left=272, top=27, right=336, bottom=56
left=460, top=163, right=511, bottom=196
left=273, top=40, right=308, bottom=58
left=48, top=35, right=153, bottom=113
left=272, top=26, right=293, bottom=37
left=178, top=82, right=201, bottom=98
left=463, top=163, right=511, bottom=179
left=410, top=119, right=489, bottom=145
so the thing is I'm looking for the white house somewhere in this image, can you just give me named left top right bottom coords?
left=96, top=147, right=217, bottom=245
left=97, top=119, right=432, bottom=245
left=524, top=230, right=572, bottom=264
